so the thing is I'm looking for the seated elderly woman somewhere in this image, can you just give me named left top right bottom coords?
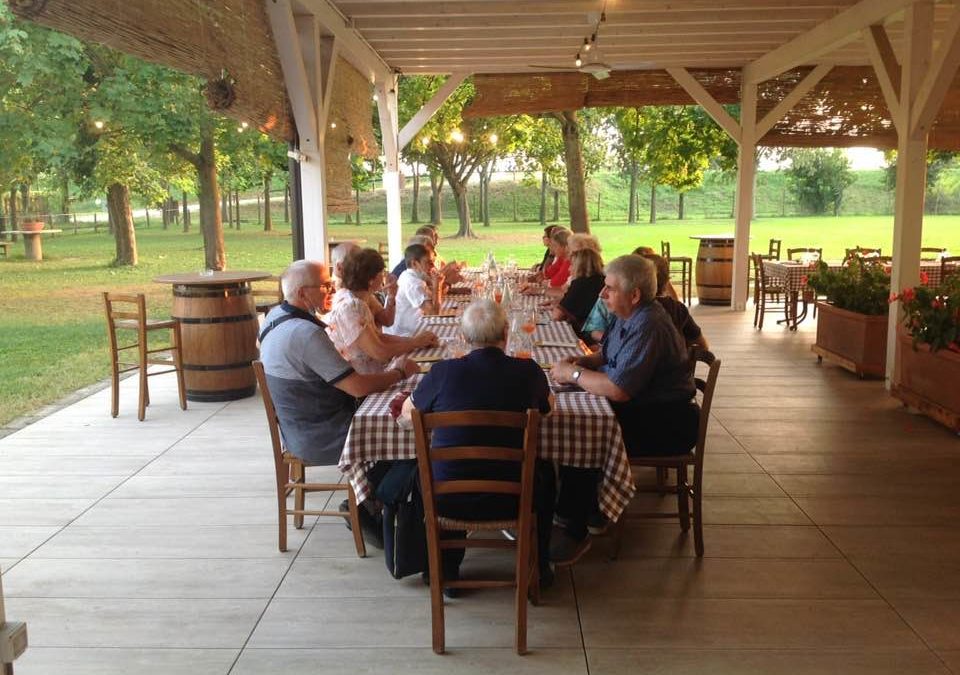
left=326, top=248, right=437, bottom=373
left=549, top=255, right=700, bottom=562
left=400, top=299, right=556, bottom=589
left=551, top=248, right=605, bottom=335
left=567, top=233, right=601, bottom=255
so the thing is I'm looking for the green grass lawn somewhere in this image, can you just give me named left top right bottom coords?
left=1, top=213, right=958, bottom=426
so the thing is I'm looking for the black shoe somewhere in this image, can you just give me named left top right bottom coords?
left=538, top=564, right=555, bottom=591
left=549, top=527, right=592, bottom=566
left=339, top=499, right=384, bottom=549
left=587, top=513, right=611, bottom=536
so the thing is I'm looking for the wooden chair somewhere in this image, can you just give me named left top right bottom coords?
left=751, top=254, right=788, bottom=330
left=747, top=239, right=783, bottom=301
left=252, top=275, right=283, bottom=318
left=102, top=293, right=186, bottom=421
left=786, top=247, right=823, bottom=262
left=252, top=361, right=366, bottom=557
left=766, top=238, right=782, bottom=260
left=921, top=247, right=947, bottom=260
left=844, top=246, right=881, bottom=263
left=412, top=408, right=541, bottom=655
left=941, top=256, right=960, bottom=283
left=661, top=241, right=692, bottom=304
left=609, top=349, right=721, bottom=559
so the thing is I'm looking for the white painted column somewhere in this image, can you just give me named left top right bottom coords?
left=299, top=144, right=329, bottom=262
left=731, top=82, right=757, bottom=311
left=886, top=2, right=934, bottom=385
left=376, top=76, right=403, bottom=268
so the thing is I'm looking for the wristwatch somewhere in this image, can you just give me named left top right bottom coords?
left=571, top=368, right=582, bottom=383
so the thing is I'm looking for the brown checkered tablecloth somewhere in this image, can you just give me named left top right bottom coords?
left=339, top=376, right=634, bottom=521
left=764, top=259, right=943, bottom=294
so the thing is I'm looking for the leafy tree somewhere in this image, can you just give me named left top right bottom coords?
left=398, top=75, right=518, bottom=237
left=515, top=115, right=564, bottom=225
left=783, top=148, right=855, bottom=215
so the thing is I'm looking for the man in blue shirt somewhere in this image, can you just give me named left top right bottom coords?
left=401, top=299, right=556, bottom=588
left=550, top=255, right=699, bottom=563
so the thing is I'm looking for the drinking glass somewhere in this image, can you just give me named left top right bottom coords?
left=520, top=309, right=537, bottom=335
left=511, top=332, right=533, bottom=359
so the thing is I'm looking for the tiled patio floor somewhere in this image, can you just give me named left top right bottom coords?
left=2, top=306, right=959, bottom=674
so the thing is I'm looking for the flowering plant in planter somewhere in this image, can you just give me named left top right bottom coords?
left=806, top=257, right=890, bottom=315
left=893, top=274, right=960, bottom=352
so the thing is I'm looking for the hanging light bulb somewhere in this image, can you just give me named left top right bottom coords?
left=330, top=121, right=337, bottom=129
left=450, top=129, right=465, bottom=143
left=583, top=37, right=591, bottom=52
left=372, top=93, right=379, bottom=101
left=94, top=120, right=104, bottom=130
left=241, top=121, right=249, bottom=129
left=575, top=53, right=582, bottom=68
left=422, top=137, right=430, bottom=146
left=488, top=133, right=498, bottom=145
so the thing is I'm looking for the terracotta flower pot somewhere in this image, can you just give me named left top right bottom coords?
left=20, top=221, right=45, bottom=232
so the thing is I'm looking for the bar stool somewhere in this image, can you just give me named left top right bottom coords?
left=102, top=292, right=187, bottom=421
left=661, top=241, right=692, bottom=305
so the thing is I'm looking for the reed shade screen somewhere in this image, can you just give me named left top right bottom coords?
left=11, top=0, right=293, bottom=141
left=326, top=58, right=381, bottom=214
left=465, top=67, right=960, bottom=150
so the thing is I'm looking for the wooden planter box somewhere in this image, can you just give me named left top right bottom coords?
left=811, top=302, right=888, bottom=378
left=893, top=333, right=960, bottom=433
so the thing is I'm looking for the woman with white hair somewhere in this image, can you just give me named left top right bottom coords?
left=549, top=255, right=699, bottom=564
left=400, top=299, right=556, bottom=590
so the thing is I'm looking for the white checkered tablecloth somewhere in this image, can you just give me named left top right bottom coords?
left=339, top=377, right=634, bottom=521
left=764, top=260, right=943, bottom=294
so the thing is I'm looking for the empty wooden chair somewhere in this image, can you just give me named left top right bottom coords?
left=412, top=408, right=541, bottom=655
left=786, top=247, right=823, bottom=262
left=921, top=247, right=947, bottom=260
left=252, top=275, right=283, bottom=318
left=766, top=238, right=782, bottom=260
left=751, top=254, right=787, bottom=330
left=661, top=241, right=692, bottom=305
left=102, top=292, right=186, bottom=421
left=610, top=349, right=721, bottom=559
left=252, top=361, right=366, bottom=557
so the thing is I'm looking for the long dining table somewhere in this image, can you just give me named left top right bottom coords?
left=338, top=277, right=636, bottom=522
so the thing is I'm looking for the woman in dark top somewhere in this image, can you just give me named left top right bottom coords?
left=553, top=248, right=605, bottom=334
left=533, top=224, right=558, bottom=272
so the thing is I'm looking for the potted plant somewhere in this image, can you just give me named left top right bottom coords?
left=806, top=257, right=891, bottom=378
left=20, top=219, right=44, bottom=232
left=891, top=274, right=960, bottom=432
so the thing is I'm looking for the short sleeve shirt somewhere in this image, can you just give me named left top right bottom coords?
left=259, top=304, right=357, bottom=465
left=600, top=302, right=695, bottom=406
left=385, top=268, right=430, bottom=337
left=325, top=289, right=385, bottom=374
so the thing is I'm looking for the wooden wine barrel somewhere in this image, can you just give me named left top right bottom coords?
left=693, top=235, right=735, bottom=305
left=156, top=271, right=270, bottom=402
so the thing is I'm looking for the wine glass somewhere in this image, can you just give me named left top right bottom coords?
left=520, top=309, right=537, bottom=335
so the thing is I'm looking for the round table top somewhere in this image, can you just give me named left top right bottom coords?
left=154, top=270, right=273, bottom=285
left=7, top=229, right=63, bottom=235
left=689, top=233, right=736, bottom=241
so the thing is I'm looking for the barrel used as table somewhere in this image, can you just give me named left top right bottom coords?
left=154, top=270, right=271, bottom=402
left=690, top=234, right=735, bottom=305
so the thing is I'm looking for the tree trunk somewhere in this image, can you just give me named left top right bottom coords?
left=263, top=172, right=273, bottom=231
left=429, top=173, right=444, bottom=225
left=108, top=182, right=138, bottom=266
left=628, top=160, right=638, bottom=224
left=558, top=110, right=590, bottom=233
left=60, top=174, right=70, bottom=224
left=7, top=188, right=16, bottom=241
left=355, top=187, right=361, bottom=225
left=0, top=195, right=6, bottom=238
left=482, top=164, right=492, bottom=227
left=19, top=183, right=30, bottom=217
left=539, top=170, right=548, bottom=225
left=411, top=165, right=421, bottom=223
left=221, top=189, right=230, bottom=228
left=678, top=191, right=686, bottom=220
left=195, top=129, right=226, bottom=270
left=182, top=191, right=190, bottom=232
left=234, top=190, right=241, bottom=231
left=649, top=183, right=657, bottom=224
left=107, top=193, right=115, bottom=235
left=283, top=181, right=289, bottom=222
left=553, top=189, right=560, bottom=221
left=450, top=180, right=475, bottom=238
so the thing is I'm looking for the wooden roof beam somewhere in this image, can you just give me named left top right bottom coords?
left=398, top=72, right=470, bottom=150
left=339, top=0, right=860, bottom=16
left=666, top=67, right=742, bottom=143
left=863, top=24, right=903, bottom=130
left=911, top=2, right=960, bottom=136
left=267, top=0, right=320, bottom=151
left=292, top=0, right=392, bottom=83
left=742, top=0, right=919, bottom=84
left=755, top=64, right=833, bottom=137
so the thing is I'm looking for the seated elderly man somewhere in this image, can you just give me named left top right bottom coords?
left=400, top=299, right=556, bottom=590
left=549, top=255, right=699, bottom=563
left=259, top=259, right=420, bottom=468
left=385, top=243, right=444, bottom=337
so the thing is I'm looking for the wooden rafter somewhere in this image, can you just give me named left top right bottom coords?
left=911, top=3, right=960, bottom=136
left=297, top=0, right=392, bottom=83
left=863, top=24, right=903, bottom=128
left=267, top=0, right=319, bottom=150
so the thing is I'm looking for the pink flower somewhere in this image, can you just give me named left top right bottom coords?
left=920, top=271, right=930, bottom=285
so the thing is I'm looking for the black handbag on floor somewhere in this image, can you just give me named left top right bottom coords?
left=376, top=460, right=427, bottom=579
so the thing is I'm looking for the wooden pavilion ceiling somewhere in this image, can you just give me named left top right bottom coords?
left=331, top=0, right=957, bottom=74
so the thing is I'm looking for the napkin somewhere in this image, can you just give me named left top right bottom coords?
left=389, top=391, right=411, bottom=419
